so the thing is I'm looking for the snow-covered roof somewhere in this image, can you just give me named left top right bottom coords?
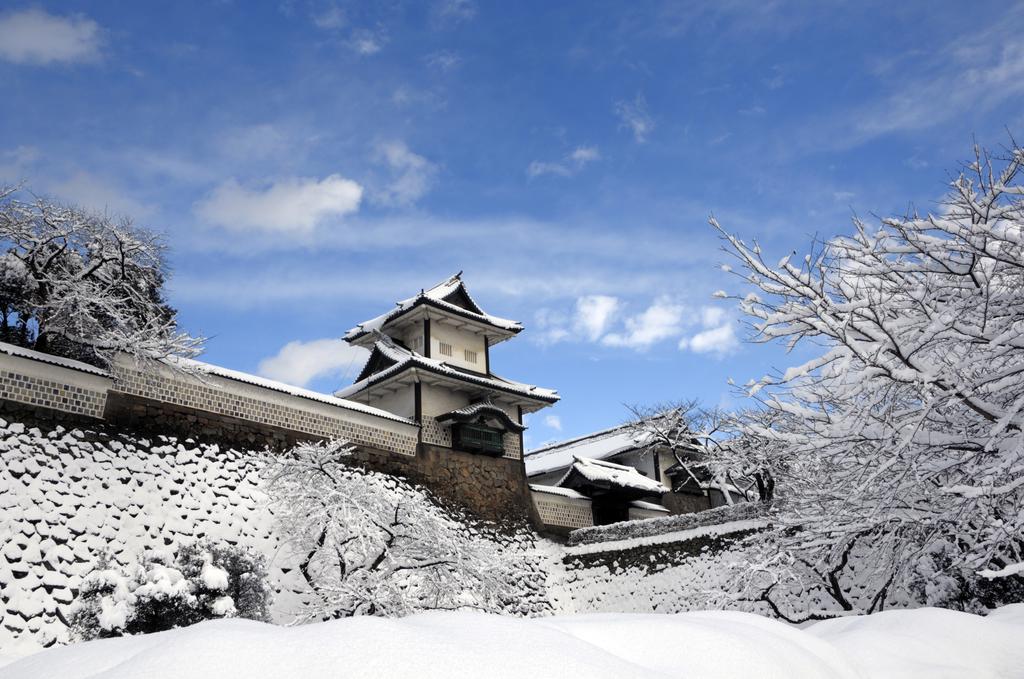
left=0, top=341, right=111, bottom=378
left=343, top=274, right=523, bottom=345
left=336, top=336, right=558, bottom=405
left=559, top=457, right=665, bottom=495
left=528, top=484, right=590, bottom=500
left=160, top=355, right=415, bottom=425
left=436, top=401, right=527, bottom=433
left=525, top=423, right=650, bottom=477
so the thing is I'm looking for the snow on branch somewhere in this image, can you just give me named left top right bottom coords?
left=0, top=190, right=203, bottom=368
left=261, top=438, right=519, bottom=620
left=713, top=137, right=1024, bottom=606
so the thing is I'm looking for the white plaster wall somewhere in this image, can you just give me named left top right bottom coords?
left=367, top=387, right=416, bottom=420
left=429, top=323, right=486, bottom=373
left=420, top=381, right=471, bottom=417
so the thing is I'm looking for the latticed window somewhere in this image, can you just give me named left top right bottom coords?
left=464, top=349, right=477, bottom=363
left=453, top=423, right=504, bottom=455
left=439, top=342, right=453, bottom=357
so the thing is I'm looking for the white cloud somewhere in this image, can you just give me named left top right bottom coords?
left=573, top=295, right=620, bottom=341
left=373, top=141, right=438, bottom=206
left=312, top=5, right=346, bottom=29
left=434, top=0, right=477, bottom=25
left=763, top=66, right=785, bottom=90
left=602, top=297, right=684, bottom=349
left=533, top=308, right=572, bottom=345
left=195, top=174, right=363, bottom=234
left=258, top=338, right=368, bottom=388
left=0, top=145, right=40, bottom=182
left=0, top=9, right=102, bottom=65
left=805, top=15, right=1024, bottom=151
left=614, top=94, right=654, bottom=143
left=348, top=29, right=384, bottom=55
left=700, top=306, right=725, bottom=327
left=544, top=414, right=562, bottom=431
left=679, top=306, right=740, bottom=357
left=683, top=323, right=739, bottom=355
left=425, top=50, right=461, bottom=71
left=50, top=171, right=155, bottom=218
left=527, top=145, right=600, bottom=178
left=217, top=124, right=291, bottom=161
left=526, top=161, right=571, bottom=178
left=569, top=146, right=600, bottom=164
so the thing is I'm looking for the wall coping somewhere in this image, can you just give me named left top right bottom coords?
left=129, top=354, right=416, bottom=426
left=0, top=341, right=111, bottom=378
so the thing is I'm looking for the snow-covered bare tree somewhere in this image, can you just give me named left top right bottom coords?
left=262, top=438, right=514, bottom=620
left=0, top=187, right=202, bottom=366
left=713, top=139, right=1024, bottom=609
left=703, top=408, right=793, bottom=504
left=626, top=401, right=771, bottom=503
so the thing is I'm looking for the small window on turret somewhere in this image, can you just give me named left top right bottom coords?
left=439, top=341, right=453, bottom=357
left=464, top=349, right=478, bottom=363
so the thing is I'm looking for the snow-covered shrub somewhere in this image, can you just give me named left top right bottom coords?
left=262, top=438, right=530, bottom=620
left=176, top=541, right=272, bottom=623
left=69, top=541, right=272, bottom=640
left=127, top=550, right=199, bottom=635
left=68, top=551, right=133, bottom=640
left=714, top=139, right=1024, bottom=611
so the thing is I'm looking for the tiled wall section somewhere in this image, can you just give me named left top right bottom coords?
left=421, top=416, right=453, bottom=448
left=502, top=431, right=521, bottom=460
left=0, top=368, right=108, bottom=419
left=421, top=416, right=522, bottom=460
left=111, top=364, right=418, bottom=456
left=532, top=492, right=594, bottom=529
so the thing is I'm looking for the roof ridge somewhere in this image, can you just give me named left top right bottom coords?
left=525, top=421, right=634, bottom=457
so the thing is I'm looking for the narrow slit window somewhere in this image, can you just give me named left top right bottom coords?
left=439, top=342, right=453, bottom=357
left=464, top=349, right=478, bottom=363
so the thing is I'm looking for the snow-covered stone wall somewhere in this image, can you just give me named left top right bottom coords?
left=548, top=519, right=769, bottom=615
left=567, top=501, right=768, bottom=546
left=0, top=412, right=306, bottom=653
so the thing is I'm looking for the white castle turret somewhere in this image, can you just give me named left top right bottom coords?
left=337, top=273, right=559, bottom=459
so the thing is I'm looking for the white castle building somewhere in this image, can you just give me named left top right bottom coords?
left=337, top=273, right=559, bottom=459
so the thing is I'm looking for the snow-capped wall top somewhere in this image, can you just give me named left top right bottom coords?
left=336, top=336, right=559, bottom=405
left=150, top=355, right=416, bottom=425
left=528, top=484, right=590, bottom=500
left=0, top=341, right=110, bottom=378
left=525, top=424, right=650, bottom=477
left=342, top=274, right=523, bottom=345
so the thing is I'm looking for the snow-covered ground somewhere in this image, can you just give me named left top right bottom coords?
left=3, top=605, right=1022, bottom=679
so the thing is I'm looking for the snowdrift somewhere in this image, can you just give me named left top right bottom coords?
left=4, top=605, right=1023, bottom=679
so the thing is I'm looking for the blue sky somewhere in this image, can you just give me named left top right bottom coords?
left=2, top=2, right=1022, bottom=448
